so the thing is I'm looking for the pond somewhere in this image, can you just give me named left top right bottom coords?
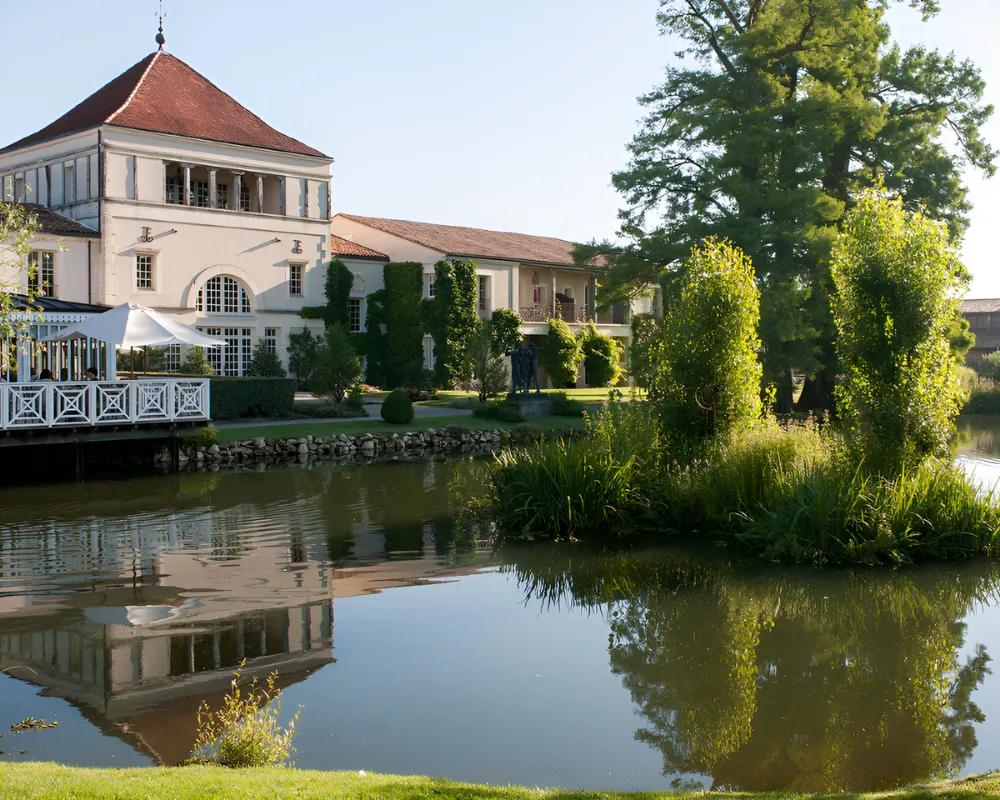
left=2, top=418, right=1000, bottom=792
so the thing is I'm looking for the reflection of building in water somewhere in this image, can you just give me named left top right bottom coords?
left=0, top=497, right=334, bottom=764
left=0, top=599, right=333, bottom=764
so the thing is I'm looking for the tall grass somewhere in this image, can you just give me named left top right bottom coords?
left=488, top=440, right=642, bottom=540
left=486, top=405, right=1000, bottom=564
left=738, top=459, right=1000, bottom=565
left=487, top=403, right=659, bottom=540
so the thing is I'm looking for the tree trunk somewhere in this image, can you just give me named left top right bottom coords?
left=773, top=369, right=795, bottom=415
left=795, top=369, right=834, bottom=413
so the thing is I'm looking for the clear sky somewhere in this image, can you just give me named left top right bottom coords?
left=1, top=1, right=997, bottom=294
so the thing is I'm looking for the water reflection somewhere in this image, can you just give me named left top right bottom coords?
left=0, top=458, right=486, bottom=764
left=503, top=546, right=998, bottom=792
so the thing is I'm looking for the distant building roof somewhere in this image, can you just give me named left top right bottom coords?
left=1, top=203, right=99, bottom=238
left=962, top=299, right=1000, bottom=314
left=9, top=294, right=108, bottom=313
left=2, top=51, right=326, bottom=159
left=330, top=235, right=388, bottom=261
left=336, top=213, right=607, bottom=268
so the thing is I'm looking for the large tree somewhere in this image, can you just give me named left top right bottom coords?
left=585, top=0, right=995, bottom=411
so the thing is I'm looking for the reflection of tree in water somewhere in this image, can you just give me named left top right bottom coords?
left=312, top=457, right=484, bottom=564
left=503, top=547, right=996, bottom=793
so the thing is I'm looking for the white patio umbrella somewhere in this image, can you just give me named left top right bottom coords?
left=43, top=302, right=225, bottom=349
left=42, top=302, right=225, bottom=379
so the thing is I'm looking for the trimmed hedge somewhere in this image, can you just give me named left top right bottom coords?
left=380, top=388, right=414, bottom=424
left=210, top=377, right=296, bottom=420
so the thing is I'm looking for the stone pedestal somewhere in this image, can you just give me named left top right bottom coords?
left=511, top=394, right=552, bottom=419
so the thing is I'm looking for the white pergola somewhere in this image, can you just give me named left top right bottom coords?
left=43, top=302, right=224, bottom=380
left=0, top=303, right=224, bottom=431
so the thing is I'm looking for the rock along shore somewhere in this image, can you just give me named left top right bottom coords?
left=156, top=426, right=564, bottom=472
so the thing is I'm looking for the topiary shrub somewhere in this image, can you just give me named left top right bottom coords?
left=579, top=324, right=623, bottom=387
left=210, top=378, right=295, bottom=420
left=544, top=318, right=582, bottom=388
left=381, top=388, right=414, bottom=424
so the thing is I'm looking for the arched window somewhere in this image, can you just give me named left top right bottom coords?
left=197, top=275, right=252, bottom=314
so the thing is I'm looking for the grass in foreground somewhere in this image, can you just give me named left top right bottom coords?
left=1, top=764, right=999, bottom=800
left=215, top=414, right=584, bottom=444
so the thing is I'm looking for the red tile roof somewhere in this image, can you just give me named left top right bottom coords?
left=3, top=52, right=326, bottom=158
left=1, top=203, right=99, bottom=238
left=330, top=235, right=388, bottom=261
left=336, top=214, right=607, bottom=268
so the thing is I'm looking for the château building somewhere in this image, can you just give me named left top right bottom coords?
left=0, top=44, right=381, bottom=375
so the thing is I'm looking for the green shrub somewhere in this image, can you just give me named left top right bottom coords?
left=548, top=391, right=585, bottom=417
left=210, top=378, right=295, bottom=420
left=345, top=384, right=365, bottom=411
left=831, top=191, right=966, bottom=472
left=544, top=318, right=581, bottom=388
left=381, top=388, right=414, bottom=424
left=291, top=401, right=366, bottom=419
left=979, top=351, right=1000, bottom=381
left=323, top=259, right=353, bottom=329
left=467, top=318, right=508, bottom=403
left=384, top=262, right=425, bottom=387
left=579, top=324, right=623, bottom=387
left=428, top=259, right=478, bottom=387
left=490, top=308, right=522, bottom=354
left=182, top=347, right=215, bottom=376
left=191, top=663, right=299, bottom=768
left=311, top=323, right=362, bottom=404
left=287, top=329, right=322, bottom=388
left=657, top=238, right=763, bottom=453
left=184, top=425, right=220, bottom=447
left=629, top=313, right=664, bottom=394
left=473, top=399, right=524, bottom=422
left=489, top=438, right=642, bottom=540
left=965, top=383, right=1000, bottom=414
left=246, top=341, right=286, bottom=378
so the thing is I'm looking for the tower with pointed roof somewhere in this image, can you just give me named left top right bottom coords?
left=0, top=46, right=382, bottom=376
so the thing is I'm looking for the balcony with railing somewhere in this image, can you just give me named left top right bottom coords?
left=0, top=378, right=210, bottom=431
left=517, top=299, right=630, bottom=326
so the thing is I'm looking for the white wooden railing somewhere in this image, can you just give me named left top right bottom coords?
left=0, top=378, right=211, bottom=430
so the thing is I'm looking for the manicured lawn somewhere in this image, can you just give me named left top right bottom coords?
left=0, top=764, right=997, bottom=800
left=417, top=388, right=644, bottom=409
left=213, top=414, right=584, bottom=443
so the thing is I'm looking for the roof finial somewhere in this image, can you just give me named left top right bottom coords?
left=155, top=0, right=166, bottom=50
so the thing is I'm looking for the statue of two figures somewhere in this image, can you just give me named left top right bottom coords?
left=509, top=340, right=541, bottom=397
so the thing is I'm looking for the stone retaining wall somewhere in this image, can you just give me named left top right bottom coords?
left=156, top=426, right=556, bottom=471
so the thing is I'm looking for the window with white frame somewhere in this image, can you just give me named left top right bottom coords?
left=193, top=180, right=210, bottom=208
left=164, top=344, right=181, bottom=372
left=136, top=253, right=154, bottom=290
left=288, top=263, right=304, bottom=297
left=28, top=251, right=54, bottom=297
left=197, top=275, right=252, bottom=314
left=478, top=274, right=492, bottom=312
left=199, top=327, right=253, bottom=376
left=239, top=181, right=250, bottom=211
left=217, top=182, right=229, bottom=209
left=424, top=273, right=435, bottom=299
left=263, top=327, right=279, bottom=354
left=349, top=298, right=362, bottom=333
